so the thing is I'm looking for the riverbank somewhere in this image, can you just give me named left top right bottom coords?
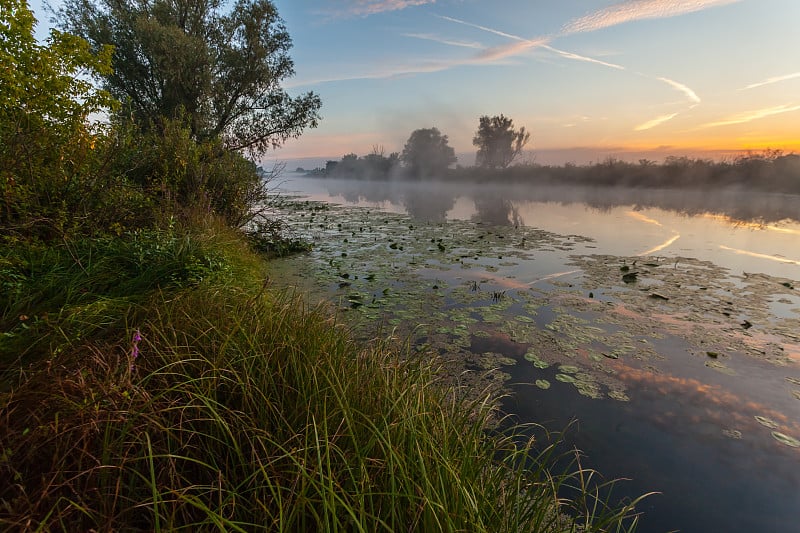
left=0, top=216, right=646, bottom=531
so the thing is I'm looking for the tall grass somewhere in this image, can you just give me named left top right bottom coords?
left=0, top=222, right=648, bottom=531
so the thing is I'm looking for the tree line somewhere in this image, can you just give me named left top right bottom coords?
left=322, top=115, right=530, bottom=180
left=319, top=124, right=799, bottom=193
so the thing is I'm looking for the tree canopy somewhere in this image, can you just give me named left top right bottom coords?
left=400, top=128, right=456, bottom=178
left=472, top=114, right=530, bottom=169
left=59, top=0, right=321, bottom=156
left=1, top=0, right=117, bottom=229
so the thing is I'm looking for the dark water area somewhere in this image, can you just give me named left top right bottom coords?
left=272, top=175, right=800, bottom=533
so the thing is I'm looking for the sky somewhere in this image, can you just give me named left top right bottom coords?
left=30, top=0, right=800, bottom=167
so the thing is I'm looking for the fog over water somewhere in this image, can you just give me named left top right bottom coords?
left=274, top=173, right=800, bottom=533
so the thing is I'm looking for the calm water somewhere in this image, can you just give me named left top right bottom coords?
left=273, top=174, right=800, bottom=533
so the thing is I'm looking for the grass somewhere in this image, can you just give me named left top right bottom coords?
left=0, top=218, right=649, bottom=531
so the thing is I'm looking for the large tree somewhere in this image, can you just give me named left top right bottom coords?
left=58, top=0, right=321, bottom=156
left=400, top=128, right=456, bottom=178
left=472, top=114, right=530, bottom=169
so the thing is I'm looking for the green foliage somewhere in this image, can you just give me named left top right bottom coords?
left=473, top=114, right=531, bottom=169
left=60, top=0, right=322, bottom=156
left=0, top=0, right=118, bottom=237
left=108, top=117, right=268, bottom=228
left=400, top=127, right=457, bottom=178
left=325, top=146, right=401, bottom=179
left=0, top=227, right=648, bottom=530
left=0, top=218, right=259, bottom=366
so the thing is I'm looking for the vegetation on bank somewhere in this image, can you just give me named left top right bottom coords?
left=1, top=217, right=651, bottom=531
left=1, top=1, right=647, bottom=530
left=318, top=136, right=800, bottom=194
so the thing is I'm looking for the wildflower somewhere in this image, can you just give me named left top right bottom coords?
left=130, top=328, right=142, bottom=371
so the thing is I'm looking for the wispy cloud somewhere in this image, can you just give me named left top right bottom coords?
left=438, top=16, right=626, bottom=70
left=321, top=0, right=434, bottom=18
left=699, top=103, right=800, bottom=128
left=634, top=112, right=679, bottom=131
left=402, top=32, right=483, bottom=49
left=436, top=15, right=531, bottom=42
left=542, top=44, right=626, bottom=70
left=657, top=76, right=701, bottom=105
left=563, top=0, right=742, bottom=34
left=741, top=72, right=800, bottom=90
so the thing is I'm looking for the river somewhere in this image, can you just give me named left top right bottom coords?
left=270, top=174, right=800, bottom=533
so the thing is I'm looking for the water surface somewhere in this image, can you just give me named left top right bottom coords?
left=271, top=174, right=800, bottom=533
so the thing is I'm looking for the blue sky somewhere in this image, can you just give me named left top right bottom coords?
left=30, top=0, right=800, bottom=166
left=271, top=0, right=800, bottom=166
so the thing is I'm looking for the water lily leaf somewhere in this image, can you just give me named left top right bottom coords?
left=559, top=365, right=580, bottom=374
left=535, top=379, right=551, bottom=390
left=754, top=416, right=779, bottom=429
left=722, top=429, right=743, bottom=439
left=608, top=390, right=630, bottom=402
left=771, top=432, right=800, bottom=448
left=555, top=373, right=576, bottom=383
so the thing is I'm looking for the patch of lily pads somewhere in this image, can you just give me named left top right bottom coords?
left=269, top=197, right=800, bottom=439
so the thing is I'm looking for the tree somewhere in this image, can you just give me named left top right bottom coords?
left=472, top=114, right=530, bottom=169
left=59, top=0, right=321, bottom=156
left=1, top=0, right=116, bottom=231
left=400, top=128, right=456, bottom=178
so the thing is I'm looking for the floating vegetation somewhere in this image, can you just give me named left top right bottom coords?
left=270, top=198, right=800, bottom=445
left=754, top=416, right=779, bottom=429
left=722, top=429, right=743, bottom=439
left=705, top=360, right=735, bottom=375
left=771, top=432, right=800, bottom=448
left=793, top=391, right=800, bottom=401
left=608, top=390, right=630, bottom=402
left=523, top=350, right=550, bottom=369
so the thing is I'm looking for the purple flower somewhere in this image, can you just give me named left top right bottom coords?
left=130, top=329, right=142, bottom=370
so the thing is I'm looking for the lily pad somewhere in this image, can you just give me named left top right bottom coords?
left=722, top=429, right=743, bottom=439
left=555, top=373, right=576, bottom=384
left=771, top=432, right=800, bottom=448
left=754, top=416, right=779, bottom=429
left=608, top=390, right=630, bottom=402
left=535, top=379, right=551, bottom=390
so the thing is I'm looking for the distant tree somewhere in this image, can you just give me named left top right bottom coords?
left=59, top=0, right=321, bottom=156
left=472, top=114, right=530, bottom=169
left=400, top=128, right=457, bottom=178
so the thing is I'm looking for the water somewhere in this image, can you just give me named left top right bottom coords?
left=271, top=174, right=800, bottom=533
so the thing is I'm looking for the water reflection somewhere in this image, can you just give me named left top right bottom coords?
left=310, top=176, right=800, bottom=225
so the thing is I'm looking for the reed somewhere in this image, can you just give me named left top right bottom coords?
left=0, top=221, right=648, bottom=531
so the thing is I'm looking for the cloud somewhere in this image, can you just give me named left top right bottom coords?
left=322, top=0, right=434, bottom=18
left=657, top=76, right=701, bottom=105
left=741, top=72, right=800, bottom=90
left=541, top=44, right=626, bottom=70
left=699, top=103, right=800, bottom=128
left=438, top=16, right=624, bottom=70
left=563, top=0, right=742, bottom=34
left=634, top=112, right=679, bottom=131
left=436, top=15, right=530, bottom=42
left=402, top=32, right=483, bottom=49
